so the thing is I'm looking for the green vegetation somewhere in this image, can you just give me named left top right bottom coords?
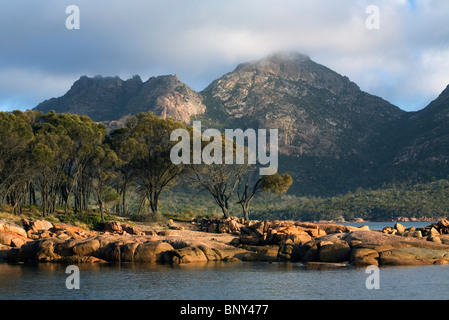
left=0, top=110, right=187, bottom=221
left=1, top=109, right=447, bottom=225
left=158, top=178, right=449, bottom=222
left=248, top=179, right=449, bottom=221
left=56, top=209, right=123, bottom=229
left=0, top=110, right=293, bottom=224
left=0, top=204, right=124, bottom=232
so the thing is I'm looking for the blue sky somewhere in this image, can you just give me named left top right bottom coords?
left=408, top=0, right=417, bottom=10
left=0, top=0, right=448, bottom=112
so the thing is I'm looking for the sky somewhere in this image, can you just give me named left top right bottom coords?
left=0, top=0, right=448, bottom=112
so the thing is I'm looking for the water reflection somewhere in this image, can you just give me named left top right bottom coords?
left=1, top=261, right=448, bottom=300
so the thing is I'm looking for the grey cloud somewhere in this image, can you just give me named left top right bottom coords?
left=0, top=0, right=448, bottom=111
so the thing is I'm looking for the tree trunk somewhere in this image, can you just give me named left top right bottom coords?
left=122, top=181, right=127, bottom=215
left=62, top=186, right=69, bottom=213
left=242, top=206, right=249, bottom=221
left=13, top=203, right=20, bottom=215
left=221, top=204, right=230, bottom=219
left=29, top=183, right=36, bottom=206
left=240, top=197, right=254, bottom=222
left=42, top=186, right=47, bottom=217
left=149, top=192, right=159, bottom=217
left=99, top=199, right=104, bottom=222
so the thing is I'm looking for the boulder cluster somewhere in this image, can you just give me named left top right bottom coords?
left=1, top=217, right=449, bottom=267
left=0, top=219, right=253, bottom=264
left=198, top=217, right=449, bottom=267
left=22, top=219, right=96, bottom=240
left=198, top=218, right=355, bottom=245
left=382, top=220, right=449, bottom=244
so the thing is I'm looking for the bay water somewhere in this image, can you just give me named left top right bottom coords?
left=1, top=221, right=448, bottom=300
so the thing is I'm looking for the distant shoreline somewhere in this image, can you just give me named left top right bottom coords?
left=312, top=217, right=443, bottom=224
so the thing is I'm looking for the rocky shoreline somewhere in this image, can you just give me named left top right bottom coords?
left=312, top=216, right=440, bottom=224
left=1, top=217, right=449, bottom=267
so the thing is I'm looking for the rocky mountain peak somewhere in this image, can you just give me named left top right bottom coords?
left=235, top=51, right=311, bottom=75
left=200, top=52, right=404, bottom=162
left=31, top=52, right=449, bottom=196
left=125, top=74, right=206, bottom=123
left=35, top=74, right=205, bottom=124
left=232, top=51, right=354, bottom=95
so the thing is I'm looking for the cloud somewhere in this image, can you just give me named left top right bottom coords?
left=0, top=68, right=75, bottom=111
left=0, top=0, right=448, bottom=111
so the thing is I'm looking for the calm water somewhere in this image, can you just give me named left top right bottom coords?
left=0, top=221, right=448, bottom=300
left=1, top=262, right=449, bottom=300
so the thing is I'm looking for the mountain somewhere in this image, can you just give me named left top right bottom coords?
left=32, top=52, right=449, bottom=196
left=35, top=74, right=206, bottom=125
left=377, top=84, right=449, bottom=183
left=395, top=84, right=449, bottom=164
left=196, top=52, right=411, bottom=195
left=199, top=52, right=404, bottom=158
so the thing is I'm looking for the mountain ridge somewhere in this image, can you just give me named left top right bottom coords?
left=199, top=52, right=404, bottom=160
left=35, top=74, right=206, bottom=124
left=32, top=52, right=449, bottom=196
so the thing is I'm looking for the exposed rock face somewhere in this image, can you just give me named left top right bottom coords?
left=35, top=75, right=206, bottom=124
left=383, top=219, right=449, bottom=244
left=198, top=52, right=418, bottom=195
left=234, top=52, right=346, bottom=94
left=201, top=52, right=403, bottom=159
left=201, top=218, right=449, bottom=267
left=198, top=217, right=360, bottom=246
left=318, top=241, right=351, bottom=263
left=345, top=230, right=449, bottom=266
left=0, top=221, right=30, bottom=250
left=3, top=218, right=449, bottom=267
left=35, top=75, right=143, bottom=122
left=393, top=85, right=449, bottom=165
left=31, top=52, right=449, bottom=196
left=103, top=221, right=145, bottom=236
left=125, top=75, right=206, bottom=123
left=0, top=231, right=28, bottom=248
left=22, top=219, right=53, bottom=234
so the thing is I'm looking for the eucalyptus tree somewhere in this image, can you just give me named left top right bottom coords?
left=31, top=120, right=74, bottom=215
left=89, top=145, right=121, bottom=221
left=188, top=132, right=249, bottom=219
left=237, top=168, right=293, bottom=221
left=0, top=111, right=35, bottom=214
left=125, top=112, right=186, bottom=218
left=106, top=126, right=139, bottom=215
left=38, top=111, right=107, bottom=212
